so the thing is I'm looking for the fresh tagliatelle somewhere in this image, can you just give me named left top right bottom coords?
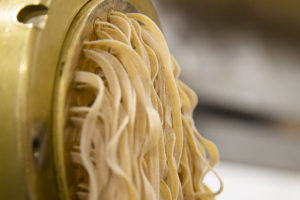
left=67, top=11, right=223, bottom=200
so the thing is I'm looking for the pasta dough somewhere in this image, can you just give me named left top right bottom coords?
left=67, top=11, right=222, bottom=200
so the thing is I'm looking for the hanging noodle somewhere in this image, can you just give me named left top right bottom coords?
left=68, top=11, right=223, bottom=200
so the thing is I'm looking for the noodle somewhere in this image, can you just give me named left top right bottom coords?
left=68, top=11, right=223, bottom=200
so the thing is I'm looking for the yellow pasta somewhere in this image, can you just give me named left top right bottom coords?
left=67, top=11, right=223, bottom=200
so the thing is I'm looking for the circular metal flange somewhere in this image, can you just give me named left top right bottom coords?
left=0, top=0, right=159, bottom=199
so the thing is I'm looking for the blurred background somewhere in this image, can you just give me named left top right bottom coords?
left=152, top=0, right=300, bottom=199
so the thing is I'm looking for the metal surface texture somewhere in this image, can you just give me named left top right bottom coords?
left=0, top=0, right=159, bottom=199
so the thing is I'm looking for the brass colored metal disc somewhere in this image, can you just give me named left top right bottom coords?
left=0, top=0, right=159, bottom=199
